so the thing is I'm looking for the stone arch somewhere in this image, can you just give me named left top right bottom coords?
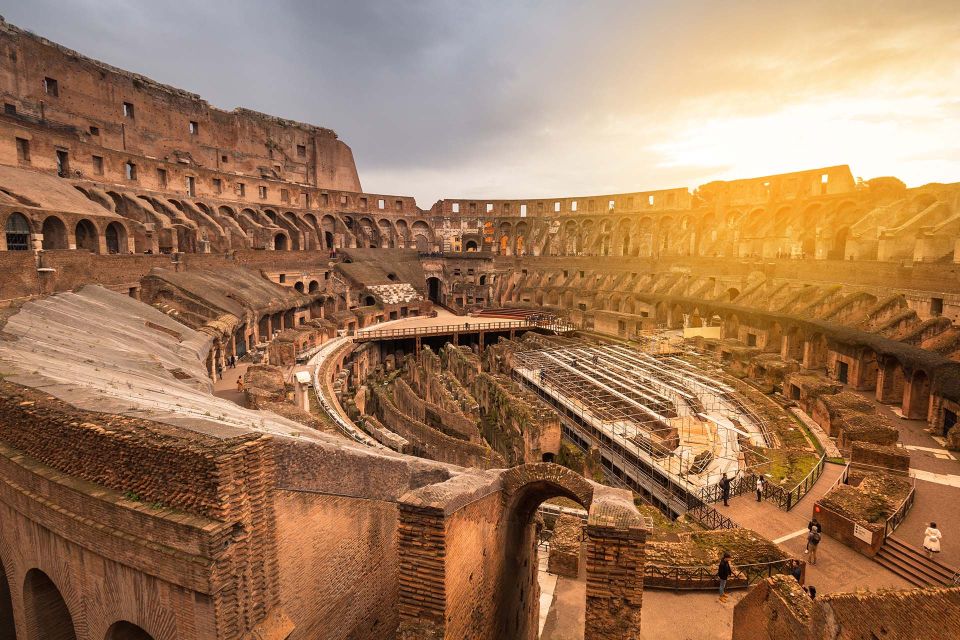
left=496, top=464, right=594, bottom=638
left=465, top=239, right=478, bottom=252
left=105, top=221, right=129, bottom=254
left=782, top=325, right=804, bottom=361
left=308, top=280, right=321, bottom=293
left=669, top=303, right=684, bottom=329
left=294, top=281, right=305, bottom=293
left=4, top=211, right=31, bottom=251
left=104, top=621, right=155, bottom=640
left=274, top=232, right=288, bottom=251
left=75, top=219, right=100, bottom=253
left=412, top=220, right=433, bottom=250
left=726, top=287, right=740, bottom=301
left=657, top=215, right=673, bottom=254
left=828, top=226, right=850, bottom=260
left=42, top=215, right=69, bottom=250
left=724, top=313, right=740, bottom=340
left=805, top=332, right=828, bottom=369
left=23, top=568, right=77, bottom=640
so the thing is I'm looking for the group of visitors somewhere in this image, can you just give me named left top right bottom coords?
left=715, top=472, right=766, bottom=506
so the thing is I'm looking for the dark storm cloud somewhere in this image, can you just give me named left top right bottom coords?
left=2, top=1, right=958, bottom=203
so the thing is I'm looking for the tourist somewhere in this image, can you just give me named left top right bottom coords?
left=719, top=472, right=731, bottom=506
left=808, top=517, right=821, bottom=533
left=923, top=522, right=942, bottom=559
left=806, top=585, right=817, bottom=600
left=807, top=527, right=821, bottom=565
left=755, top=476, right=765, bottom=502
left=717, top=552, right=733, bottom=602
left=236, top=376, right=244, bottom=393
left=790, top=560, right=803, bottom=584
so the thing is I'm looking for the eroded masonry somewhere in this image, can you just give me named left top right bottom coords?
left=1, top=16, right=960, bottom=640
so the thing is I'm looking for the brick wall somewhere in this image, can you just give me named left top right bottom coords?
left=274, top=490, right=400, bottom=639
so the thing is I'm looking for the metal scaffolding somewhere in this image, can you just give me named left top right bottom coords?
left=513, top=342, right=771, bottom=501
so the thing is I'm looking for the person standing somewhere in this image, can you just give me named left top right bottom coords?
left=807, top=527, right=821, bottom=565
left=236, top=376, right=244, bottom=393
left=719, top=473, right=731, bottom=507
left=755, top=476, right=765, bottom=502
left=717, top=552, right=733, bottom=602
left=924, top=522, right=942, bottom=559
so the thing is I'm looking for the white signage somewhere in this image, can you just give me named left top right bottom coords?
left=853, top=523, right=873, bottom=543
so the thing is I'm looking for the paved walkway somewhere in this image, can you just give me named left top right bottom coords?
left=723, top=463, right=912, bottom=593
left=213, top=362, right=250, bottom=408
left=844, top=388, right=960, bottom=569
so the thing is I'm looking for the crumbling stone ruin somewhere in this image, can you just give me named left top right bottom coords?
left=1, top=16, right=960, bottom=640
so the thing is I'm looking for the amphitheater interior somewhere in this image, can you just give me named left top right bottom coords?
left=1, top=16, right=960, bottom=640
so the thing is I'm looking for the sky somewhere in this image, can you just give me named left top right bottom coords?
left=3, top=0, right=959, bottom=204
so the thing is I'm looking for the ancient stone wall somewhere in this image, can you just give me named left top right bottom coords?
left=274, top=490, right=400, bottom=639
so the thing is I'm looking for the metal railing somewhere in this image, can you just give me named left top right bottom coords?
left=884, top=480, right=917, bottom=539
left=685, top=502, right=741, bottom=530
left=644, top=558, right=799, bottom=591
left=354, top=318, right=573, bottom=340
left=757, top=453, right=827, bottom=511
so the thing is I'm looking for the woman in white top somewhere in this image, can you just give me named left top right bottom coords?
left=923, top=522, right=942, bottom=559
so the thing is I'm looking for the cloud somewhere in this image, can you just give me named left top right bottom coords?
left=2, top=0, right=957, bottom=203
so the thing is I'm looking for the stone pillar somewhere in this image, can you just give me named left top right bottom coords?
left=584, top=510, right=647, bottom=640
left=397, top=503, right=447, bottom=640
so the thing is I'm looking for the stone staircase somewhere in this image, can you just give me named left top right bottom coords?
left=874, top=535, right=958, bottom=587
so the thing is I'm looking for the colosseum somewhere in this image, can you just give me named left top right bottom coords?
left=0, top=14, right=959, bottom=640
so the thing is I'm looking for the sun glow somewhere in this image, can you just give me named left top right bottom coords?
left=650, top=94, right=960, bottom=185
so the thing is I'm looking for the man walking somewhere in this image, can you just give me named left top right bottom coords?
left=717, top=552, right=733, bottom=602
left=755, top=476, right=765, bottom=502
left=719, top=473, right=731, bottom=507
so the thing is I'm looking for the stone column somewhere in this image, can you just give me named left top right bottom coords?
left=397, top=503, right=447, bottom=640
left=584, top=506, right=647, bottom=640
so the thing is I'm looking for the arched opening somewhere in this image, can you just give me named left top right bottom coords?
left=105, top=621, right=155, bottom=640
left=427, top=277, right=441, bottom=303
left=294, top=282, right=305, bottom=293
left=324, top=231, right=335, bottom=250
left=23, top=569, right=76, bottom=640
left=363, top=295, right=376, bottom=307
left=274, top=233, right=288, bottom=251
left=308, top=280, right=320, bottom=293
left=414, top=234, right=430, bottom=252
left=4, top=212, right=30, bottom=251
left=479, top=275, right=487, bottom=285
left=75, top=219, right=100, bottom=253
left=904, top=370, right=931, bottom=420
left=105, top=221, right=128, bottom=254
left=726, top=287, right=740, bottom=301
left=387, top=272, right=399, bottom=282
left=724, top=314, right=740, bottom=340
left=495, top=466, right=593, bottom=639
left=465, top=240, right=478, bottom=252
left=783, top=326, right=804, bottom=361
left=41, top=216, right=69, bottom=250
left=0, top=558, right=14, bottom=640
left=829, top=227, right=850, bottom=260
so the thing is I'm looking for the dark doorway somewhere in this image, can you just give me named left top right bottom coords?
left=427, top=277, right=441, bottom=303
left=944, top=409, right=957, bottom=437
left=837, top=361, right=849, bottom=385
